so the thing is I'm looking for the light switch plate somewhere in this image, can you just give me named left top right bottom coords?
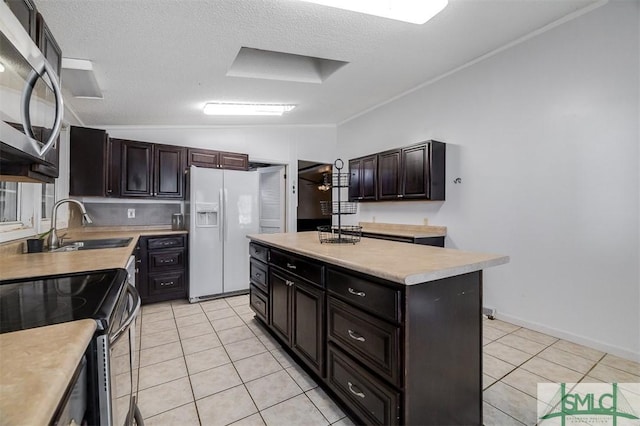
left=127, top=208, right=135, bottom=219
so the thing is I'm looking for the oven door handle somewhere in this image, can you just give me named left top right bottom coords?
left=109, top=284, right=140, bottom=345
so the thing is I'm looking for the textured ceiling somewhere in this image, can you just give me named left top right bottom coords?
left=33, top=0, right=602, bottom=126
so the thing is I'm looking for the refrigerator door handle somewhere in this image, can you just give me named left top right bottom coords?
left=224, top=188, right=229, bottom=242
left=219, top=188, right=224, bottom=242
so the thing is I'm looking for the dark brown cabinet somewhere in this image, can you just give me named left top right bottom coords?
left=36, top=12, right=61, bottom=77
left=249, top=242, right=270, bottom=324
left=377, top=149, right=401, bottom=200
left=138, top=234, right=188, bottom=304
left=248, top=239, right=483, bottom=425
left=350, top=141, right=446, bottom=202
left=118, top=139, right=185, bottom=199
left=251, top=246, right=325, bottom=378
left=5, top=0, right=37, bottom=41
left=269, top=267, right=325, bottom=377
left=187, top=148, right=248, bottom=171
left=348, top=155, right=377, bottom=201
left=70, top=126, right=118, bottom=196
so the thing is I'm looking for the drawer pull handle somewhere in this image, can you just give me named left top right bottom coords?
left=285, top=280, right=295, bottom=287
left=255, top=272, right=262, bottom=278
left=347, top=330, right=365, bottom=342
left=286, top=263, right=297, bottom=270
left=348, top=288, right=366, bottom=297
left=347, top=382, right=365, bottom=399
left=160, top=281, right=174, bottom=287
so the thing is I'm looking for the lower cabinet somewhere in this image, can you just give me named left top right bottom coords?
left=268, top=266, right=324, bottom=377
left=248, top=241, right=482, bottom=426
left=138, top=234, right=188, bottom=304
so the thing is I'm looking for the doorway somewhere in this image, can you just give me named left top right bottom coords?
left=297, top=160, right=332, bottom=232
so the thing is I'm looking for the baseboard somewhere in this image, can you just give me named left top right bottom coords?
left=495, top=312, right=640, bottom=363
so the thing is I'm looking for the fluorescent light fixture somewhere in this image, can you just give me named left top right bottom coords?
left=203, top=103, right=296, bottom=116
left=300, top=0, right=448, bottom=24
left=61, top=58, right=103, bottom=99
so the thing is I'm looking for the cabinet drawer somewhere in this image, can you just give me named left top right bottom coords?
left=328, top=297, right=400, bottom=386
left=327, top=345, right=400, bottom=426
left=270, top=249, right=324, bottom=287
left=249, top=242, right=269, bottom=263
left=148, top=271, right=185, bottom=296
left=250, top=258, right=268, bottom=293
left=149, top=249, right=184, bottom=270
left=327, top=269, right=400, bottom=322
left=250, top=285, right=268, bottom=324
left=147, top=236, right=184, bottom=250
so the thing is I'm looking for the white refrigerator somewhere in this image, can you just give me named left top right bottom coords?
left=188, top=165, right=259, bottom=302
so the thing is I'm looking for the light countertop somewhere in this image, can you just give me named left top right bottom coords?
left=359, top=221, right=447, bottom=238
left=0, top=319, right=97, bottom=426
left=0, top=228, right=187, bottom=281
left=248, top=231, right=508, bottom=285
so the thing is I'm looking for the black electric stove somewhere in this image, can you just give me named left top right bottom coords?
left=0, top=269, right=128, bottom=334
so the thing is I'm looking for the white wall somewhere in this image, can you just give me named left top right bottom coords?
left=102, top=125, right=337, bottom=231
left=337, top=1, right=640, bottom=360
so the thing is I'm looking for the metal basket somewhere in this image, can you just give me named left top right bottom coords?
left=317, top=225, right=362, bottom=244
left=320, top=201, right=357, bottom=215
left=332, top=173, right=350, bottom=188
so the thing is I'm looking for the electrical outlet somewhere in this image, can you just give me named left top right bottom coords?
left=127, top=209, right=135, bottom=219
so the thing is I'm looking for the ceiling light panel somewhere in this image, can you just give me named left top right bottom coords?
left=299, top=0, right=449, bottom=24
left=203, top=103, right=296, bottom=116
left=227, top=47, right=348, bottom=84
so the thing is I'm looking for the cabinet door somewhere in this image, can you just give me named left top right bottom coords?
left=348, top=159, right=361, bottom=201
left=401, top=144, right=428, bottom=199
left=270, top=269, right=292, bottom=344
left=36, top=13, right=61, bottom=77
left=219, top=151, right=248, bottom=170
left=70, top=126, right=110, bottom=196
left=292, top=279, right=324, bottom=376
left=154, top=145, right=185, bottom=199
left=31, top=126, right=59, bottom=178
left=377, top=150, right=401, bottom=200
left=187, top=148, right=220, bottom=169
left=361, top=155, right=377, bottom=200
left=120, top=140, right=153, bottom=197
left=6, top=0, right=37, bottom=41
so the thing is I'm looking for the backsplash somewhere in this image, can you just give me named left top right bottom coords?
left=82, top=202, right=181, bottom=227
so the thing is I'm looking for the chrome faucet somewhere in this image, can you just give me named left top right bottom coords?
left=47, top=198, right=93, bottom=250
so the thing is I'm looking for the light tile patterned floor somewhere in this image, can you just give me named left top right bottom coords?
left=135, top=295, right=640, bottom=426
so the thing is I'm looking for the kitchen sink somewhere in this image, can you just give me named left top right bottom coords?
left=53, top=237, right=133, bottom=252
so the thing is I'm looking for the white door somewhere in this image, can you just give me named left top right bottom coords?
left=223, top=169, right=260, bottom=293
left=189, top=166, right=224, bottom=301
left=258, top=166, right=286, bottom=234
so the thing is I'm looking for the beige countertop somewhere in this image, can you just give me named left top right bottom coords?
left=359, top=221, right=447, bottom=238
left=248, top=231, right=508, bottom=285
left=0, top=319, right=97, bottom=426
left=0, top=228, right=187, bottom=281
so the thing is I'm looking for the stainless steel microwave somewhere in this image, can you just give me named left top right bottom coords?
left=0, top=1, right=63, bottom=166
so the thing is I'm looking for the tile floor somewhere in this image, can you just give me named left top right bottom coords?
left=135, top=295, right=640, bottom=426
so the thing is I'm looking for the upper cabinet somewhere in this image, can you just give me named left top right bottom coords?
left=5, top=0, right=37, bottom=41
left=36, top=12, right=62, bottom=77
left=348, top=155, right=377, bottom=201
left=187, top=148, right=248, bottom=171
left=70, top=126, right=117, bottom=197
left=118, top=139, right=186, bottom=199
left=349, top=141, right=446, bottom=202
left=69, top=126, right=251, bottom=199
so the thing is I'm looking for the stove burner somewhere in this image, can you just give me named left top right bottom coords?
left=0, top=269, right=125, bottom=335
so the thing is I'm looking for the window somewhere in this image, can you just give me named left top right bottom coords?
left=0, top=182, right=19, bottom=223
left=41, top=183, right=55, bottom=219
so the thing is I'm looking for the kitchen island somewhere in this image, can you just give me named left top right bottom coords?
left=247, top=231, right=509, bottom=425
